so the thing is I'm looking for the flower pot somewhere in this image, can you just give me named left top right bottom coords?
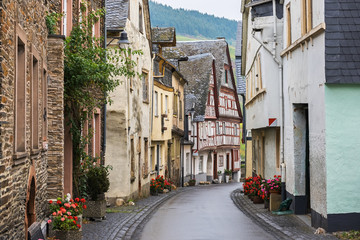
left=188, top=180, right=196, bottom=186
left=53, top=230, right=82, bottom=240
left=264, top=200, right=269, bottom=209
left=253, top=196, right=264, bottom=204
left=218, top=175, right=223, bottom=183
left=269, top=189, right=281, bottom=194
left=225, top=175, right=230, bottom=183
left=83, top=200, right=106, bottom=220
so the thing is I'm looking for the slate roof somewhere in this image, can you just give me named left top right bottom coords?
left=164, top=40, right=230, bottom=98
left=235, top=21, right=246, bottom=95
left=106, top=0, right=129, bottom=31
left=178, top=53, right=215, bottom=122
left=151, top=27, right=176, bottom=46
left=325, top=0, right=360, bottom=84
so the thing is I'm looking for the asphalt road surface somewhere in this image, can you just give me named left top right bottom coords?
left=139, top=182, right=275, bottom=240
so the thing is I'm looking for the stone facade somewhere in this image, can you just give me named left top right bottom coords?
left=0, top=0, right=64, bottom=239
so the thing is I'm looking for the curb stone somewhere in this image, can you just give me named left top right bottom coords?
left=231, top=189, right=338, bottom=240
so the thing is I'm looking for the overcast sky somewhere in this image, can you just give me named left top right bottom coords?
left=150, top=0, right=241, bottom=21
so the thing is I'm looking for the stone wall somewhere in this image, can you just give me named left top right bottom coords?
left=47, top=36, right=64, bottom=199
left=0, top=0, right=63, bottom=239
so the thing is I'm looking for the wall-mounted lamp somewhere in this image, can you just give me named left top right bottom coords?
left=106, top=30, right=130, bottom=47
left=117, top=30, right=130, bottom=45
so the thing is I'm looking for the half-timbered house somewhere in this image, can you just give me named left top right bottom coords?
left=164, top=40, right=242, bottom=183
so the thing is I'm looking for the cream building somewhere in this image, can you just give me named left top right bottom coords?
left=105, top=0, right=152, bottom=202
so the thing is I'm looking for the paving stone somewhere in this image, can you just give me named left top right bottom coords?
left=231, top=189, right=338, bottom=240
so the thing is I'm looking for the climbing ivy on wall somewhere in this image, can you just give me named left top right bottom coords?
left=64, top=2, right=142, bottom=197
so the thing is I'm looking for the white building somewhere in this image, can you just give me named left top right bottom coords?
left=241, top=0, right=284, bottom=179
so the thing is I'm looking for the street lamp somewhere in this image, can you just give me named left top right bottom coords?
left=117, top=30, right=130, bottom=45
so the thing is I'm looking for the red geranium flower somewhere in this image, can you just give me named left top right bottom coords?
left=83, top=205, right=87, bottom=209
left=49, top=200, right=53, bottom=204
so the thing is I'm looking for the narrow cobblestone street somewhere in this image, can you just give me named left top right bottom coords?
left=136, top=183, right=274, bottom=240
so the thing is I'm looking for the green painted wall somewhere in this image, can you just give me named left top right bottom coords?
left=325, top=84, right=360, bottom=214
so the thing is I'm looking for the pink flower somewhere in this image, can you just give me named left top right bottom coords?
left=61, top=218, right=65, bottom=222
left=67, top=212, right=71, bottom=215
left=271, top=187, right=274, bottom=189
left=52, top=212, right=56, bottom=216
left=47, top=219, right=52, bottom=224
left=61, top=208, right=66, bottom=213
left=71, top=204, right=76, bottom=208
left=64, top=203, right=70, bottom=208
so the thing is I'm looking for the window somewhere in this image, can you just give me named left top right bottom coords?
left=186, top=153, right=190, bottom=175
left=155, top=91, right=158, bottom=116
left=234, top=124, right=238, bottom=136
left=15, top=29, right=26, bottom=153
left=151, top=146, right=155, bottom=170
left=286, top=3, right=292, bottom=47
left=301, top=0, right=312, bottom=36
left=142, top=72, right=148, bottom=101
left=173, top=93, right=178, bottom=116
left=161, top=93, right=163, bottom=114
left=199, top=156, right=203, bottom=173
left=219, top=155, right=224, bottom=167
left=216, top=122, right=220, bottom=135
left=165, top=95, right=168, bottom=115
left=94, top=112, right=101, bottom=158
left=139, top=4, right=143, bottom=33
left=31, top=52, right=39, bottom=150
left=179, top=100, right=182, bottom=120
left=225, top=69, right=228, bottom=83
left=62, top=0, right=73, bottom=36
left=42, top=69, right=48, bottom=142
left=223, top=122, right=226, bottom=135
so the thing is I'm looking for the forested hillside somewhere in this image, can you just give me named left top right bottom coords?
left=149, top=1, right=238, bottom=45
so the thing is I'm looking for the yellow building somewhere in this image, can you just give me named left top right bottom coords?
left=150, top=28, right=186, bottom=185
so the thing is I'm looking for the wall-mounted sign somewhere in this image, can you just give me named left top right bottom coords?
left=269, top=118, right=277, bottom=127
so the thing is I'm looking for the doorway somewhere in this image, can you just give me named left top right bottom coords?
left=213, top=153, right=218, bottom=179
left=293, top=104, right=310, bottom=214
left=206, top=152, right=212, bottom=181
left=25, top=175, right=36, bottom=240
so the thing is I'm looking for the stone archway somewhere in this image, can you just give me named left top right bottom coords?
left=25, top=165, right=36, bottom=240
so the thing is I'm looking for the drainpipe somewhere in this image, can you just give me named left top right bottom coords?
left=251, top=0, right=286, bottom=200
left=102, top=0, right=107, bottom=163
left=240, top=93, right=246, bottom=179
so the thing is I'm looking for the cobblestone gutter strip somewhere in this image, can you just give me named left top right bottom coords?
left=231, top=189, right=337, bottom=240
left=83, top=188, right=188, bottom=240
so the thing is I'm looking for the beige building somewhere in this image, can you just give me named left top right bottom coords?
left=105, top=0, right=152, bottom=202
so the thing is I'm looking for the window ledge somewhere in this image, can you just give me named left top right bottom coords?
left=143, top=100, right=149, bottom=104
left=31, top=149, right=40, bottom=156
left=13, top=152, right=29, bottom=165
left=281, top=23, right=326, bottom=57
left=245, top=88, right=266, bottom=106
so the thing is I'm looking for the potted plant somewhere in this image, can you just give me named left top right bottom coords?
left=48, top=196, right=85, bottom=240
left=217, top=170, right=223, bottom=183
left=83, top=164, right=111, bottom=220
left=268, top=175, right=281, bottom=194
left=224, top=169, right=232, bottom=183
left=188, top=178, right=196, bottom=186
left=150, top=175, right=165, bottom=195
